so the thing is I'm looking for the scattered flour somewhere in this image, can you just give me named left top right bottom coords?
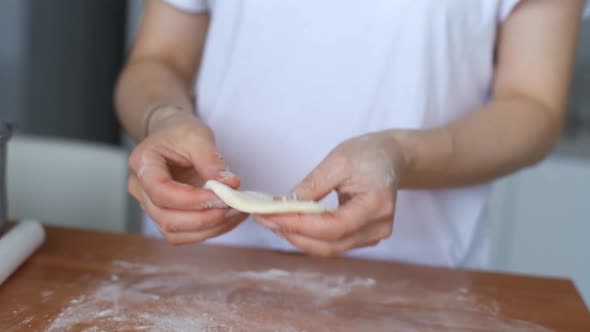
left=229, top=268, right=376, bottom=299
left=45, top=262, right=375, bottom=332
left=6, top=315, right=34, bottom=332
left=41, top=260, right=553, bottom=332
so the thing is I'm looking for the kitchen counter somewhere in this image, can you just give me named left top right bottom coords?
left=0, top=225, right=589, bottom=331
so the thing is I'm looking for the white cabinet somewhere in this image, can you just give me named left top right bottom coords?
left=490, top=149, right=590, bottom=307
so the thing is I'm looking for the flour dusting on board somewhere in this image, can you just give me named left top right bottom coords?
left=45, top=262, right=374, bottom=332
left=230, top=268, right=376, bottom=300
left=43, top=260, right=553, bottom=332
left=5, top=314, right=34, bottom=332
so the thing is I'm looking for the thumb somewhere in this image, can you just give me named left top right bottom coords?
left=292, top=156, right=343, bottom=201
left=189, top=140, right=240, bottom=189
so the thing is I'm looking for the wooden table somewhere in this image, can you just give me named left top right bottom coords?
left=0, top=225, right=589, bottom=332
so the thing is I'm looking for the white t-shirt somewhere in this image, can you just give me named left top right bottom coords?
left=145, top=0, right=589, bottom=268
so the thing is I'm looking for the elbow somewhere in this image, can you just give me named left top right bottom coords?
left=523, top=103, right=565, bottom=168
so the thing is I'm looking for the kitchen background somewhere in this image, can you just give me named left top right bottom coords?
left=1, top=0, right=589, bottom=306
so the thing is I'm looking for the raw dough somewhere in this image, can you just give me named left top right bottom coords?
left=203, top=180, right=330, bottom=214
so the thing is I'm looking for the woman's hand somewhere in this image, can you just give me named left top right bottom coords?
left=255, top=132, right=408, bottom=257
left=127, top=107, right=248, bottom=244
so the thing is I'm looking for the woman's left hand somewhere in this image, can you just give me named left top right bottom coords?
left=254, top=131, right=408, bottom=257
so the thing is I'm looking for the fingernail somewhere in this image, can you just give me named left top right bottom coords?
left=209, top=200, right=229, bottom=208
left=254, top=216, right=279, bottom=230
left=137, top=164, right=153, bottom=179
left=224, top=209, right=242, bottom=219
left=218, top=170, right=236, bottom=179
left=263, top=222, right=279, bottom=231
left=197, top=200, right=227, bottom=209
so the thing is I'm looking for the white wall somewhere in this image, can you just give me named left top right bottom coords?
left=490, top=146, right=590, bottom=307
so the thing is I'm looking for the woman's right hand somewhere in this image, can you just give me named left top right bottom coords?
left=127, top=106, right=247, bottom=245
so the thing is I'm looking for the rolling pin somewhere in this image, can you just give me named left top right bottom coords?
left=0, top=220, right=45, bottom=286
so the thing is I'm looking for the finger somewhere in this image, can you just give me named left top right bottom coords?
left=131, top=172, right=225, bottom=211
left=160, top=217, right=243, bottom=245
left=224, top=208, right=249, bottom=222
left=134, top=150, right=224, bottom=209
left=278, top=220, right=392, bottom=258
left=257, top=191, right=389, bottom=241
left=185, top=136, right=240, bottom=188
left=141, top=188, right=232, bottom=233
left=291, top=154, right=346, bottom=201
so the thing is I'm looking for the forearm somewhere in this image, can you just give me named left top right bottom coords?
left=114, top=59, right=196, bottom=141
left=392, top=97, right=563, bottom=189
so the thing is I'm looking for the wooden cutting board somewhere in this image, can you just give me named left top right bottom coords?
left=0, top=225, right=589, bottom=331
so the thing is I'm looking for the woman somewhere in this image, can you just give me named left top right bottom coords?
left=116, top=0, right=588, bottom=268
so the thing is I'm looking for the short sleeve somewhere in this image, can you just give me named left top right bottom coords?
left=163, top=0, right=208, bottom=13
left=500, top=0, right=590, bottom=22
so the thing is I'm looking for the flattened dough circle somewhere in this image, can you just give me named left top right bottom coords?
left=204, top=180, right=329, bottom=214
